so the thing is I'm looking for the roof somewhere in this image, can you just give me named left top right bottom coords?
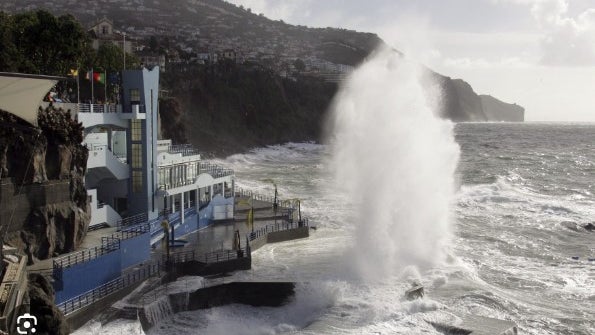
left=0, top=72, right=66, bottom=126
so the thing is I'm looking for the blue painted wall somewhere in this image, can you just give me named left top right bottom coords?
left=120, top=232, right=151, bottom=269
left=55, top=249, right=121, bottom=304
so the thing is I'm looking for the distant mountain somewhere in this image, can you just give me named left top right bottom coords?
left=1, top=0, right=524, bottom=153
left=480, top=95, right=524, bottom=122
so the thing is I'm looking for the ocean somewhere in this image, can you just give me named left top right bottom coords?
left=83, top=123, right=594, bottom=335
left=78, top=50, right=594, bottom=334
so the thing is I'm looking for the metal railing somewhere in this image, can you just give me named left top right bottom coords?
left=56, top=263, right=161, bottom=315
left=168, top=144, right=200, bottom=157
left=199, top=162, right=235, bottom=179
left=247, top=219, right=309, bottom=242
left=116, top=212, right=149, bottom=229
left=52, top=238, right=120, bottom=270
left=235, top=187, right=295, bottom=212
left=78, top=103, right=119, bottom=113
left=165, top=247, right=248, bottom=265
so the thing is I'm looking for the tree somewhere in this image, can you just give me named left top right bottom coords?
left=0, top=10, right=91, bottom=75
left=293, top=58, right=306, bottom=72
left=0, top=12, right=20, bottom=72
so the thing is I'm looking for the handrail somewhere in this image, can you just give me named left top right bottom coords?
left=53, top=238, right=120, bottom=270
left=56, top=262, right=161, bottom=315
left=235, top=187, right=295, bottom=211
left=165, top=247, right=248, bottom=265
left=77, top=103, right=119, bottom=114
left=247, top=218, right=309, bottom=243
left=116, top=212, right=148, bottom=229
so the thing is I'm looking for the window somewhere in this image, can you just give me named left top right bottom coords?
left=131, top=144, right=142, bottom=168
left=102, top=25, right=108, bottom=35
left=131, top=120, right=142, bottom=141
left=132, top=171, right=143, bottom=193
left=130, top=89, right=140, bottom=102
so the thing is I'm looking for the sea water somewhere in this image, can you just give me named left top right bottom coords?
left=92, top=55, right=594, bottom=334
left=93, top=124, right=595, bottom=334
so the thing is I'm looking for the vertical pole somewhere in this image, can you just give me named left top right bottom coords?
left=123, top=33, right=126, bottom=70
left=181, top=192, right=185, bottom=223
left=76, top=68, right=80, bottom=104
left=104, top=72, right=108, bottom=103
left=90, top=68, right=94, bottom=104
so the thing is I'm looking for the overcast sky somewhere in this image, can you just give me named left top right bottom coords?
left=227, top=0, right=595, bottom=121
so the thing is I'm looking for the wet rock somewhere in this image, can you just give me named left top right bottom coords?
left=584, top=223, right=595, bottom=232
left=28, top=273, right=69, bottom=335
left=405, top=283, right=425, bottom=301
left=560, top=221, right=579, bottom=232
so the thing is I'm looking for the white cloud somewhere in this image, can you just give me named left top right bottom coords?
left=529, top=0, right=595, bottom=65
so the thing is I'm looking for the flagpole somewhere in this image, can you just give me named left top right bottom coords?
left=104, top=72, right=107, bottom=103
left=123, top=33, right=126, bottom=70
left=90, top=68, right=94, bottom=104
left=76, top=68, right=80, bottom=104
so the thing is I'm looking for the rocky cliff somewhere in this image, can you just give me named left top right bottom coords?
left=480, top=94, right=525, bottom=122
left=0, top=105, right=90, bottom=262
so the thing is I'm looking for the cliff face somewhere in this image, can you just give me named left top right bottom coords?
left=480, top=95, right=525, bottom=122
left=161, top=63, right=337, bottom=155
left=0, top=106, right=90, bottom=261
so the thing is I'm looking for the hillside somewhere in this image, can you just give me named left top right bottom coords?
left=1, top=0, right=524, bottom=154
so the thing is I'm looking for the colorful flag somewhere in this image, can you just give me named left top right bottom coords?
left=69, top=69, right=78, bottom=77
left=93, top=72, right=106, bottom=84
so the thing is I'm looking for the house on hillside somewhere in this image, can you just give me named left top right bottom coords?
left=88, top=17, right=135, bottom=54
left=137, top=49, right=166, bottom=72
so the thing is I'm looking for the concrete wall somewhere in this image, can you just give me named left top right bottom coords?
left=55, top=250, right=122, bottom=304
left=120, top=232, right=151, bottom=269
left=267, top=226, right=309, bottom=244
left=250, top=226, right=309, bottom=252
left=66, top=281, right=144, bottom=331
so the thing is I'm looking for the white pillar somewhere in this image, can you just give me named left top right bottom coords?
left=196, top=187, right=199, bottom=209
left=209, top=185, right=213, bottom=201
left=181, top=192, right=185, bottom=223
left=171, top=194, right=175, bottom=213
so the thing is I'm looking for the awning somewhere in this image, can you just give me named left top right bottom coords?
left=0, top=72, right=66, bottom=126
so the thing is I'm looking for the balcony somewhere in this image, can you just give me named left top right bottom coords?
left=86, top=145, right=129, bottom=183
left=76, top=103, right=128, bottom=129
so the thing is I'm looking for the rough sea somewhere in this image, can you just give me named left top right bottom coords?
left=85, top=122, right=594, bottom=335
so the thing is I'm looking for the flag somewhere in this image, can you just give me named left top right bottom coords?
left=85, top=70, right=93, bottom=80
left=93, top=72, right=106, bottom=84
left=69, top=69, right=78, bottom=77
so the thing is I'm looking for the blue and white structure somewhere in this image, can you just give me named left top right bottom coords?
left=46, top=67, right=235, bottom=305
left=71, top=67, right=235, bottom=229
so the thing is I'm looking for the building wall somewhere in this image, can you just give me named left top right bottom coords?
left=54, top=249, right=122, bottom=304
left=121, top=68, right=160, bottom=219
left=120, top=232, right=151, bottom=269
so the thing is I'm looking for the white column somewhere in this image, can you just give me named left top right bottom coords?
left=196, top=187, right=199, bottom=209
left=209, top=185, right=213, bottom=201
left=181, top=192, right=185, bottom=223
left=171, top=194, right=175, bottom=213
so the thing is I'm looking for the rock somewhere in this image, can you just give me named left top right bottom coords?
left=560, top=221, right=579, bottom=232
left=405, top=283, right=425, bottom=301
left=0, top=107, right=90, bottom=260
left=28, top=273, right=70, bottom=335
left=584, top=223, right=595, bottom=231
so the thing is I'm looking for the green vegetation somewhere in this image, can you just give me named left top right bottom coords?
left=162, top=62, right=338, bottom=154
left=0, top=9, right=136, bottom=76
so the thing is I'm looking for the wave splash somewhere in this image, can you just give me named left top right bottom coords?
left=327, top=48, right=460, bottom=281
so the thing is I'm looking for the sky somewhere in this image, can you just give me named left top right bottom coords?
left=227, top=0, right=595, bottom=121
